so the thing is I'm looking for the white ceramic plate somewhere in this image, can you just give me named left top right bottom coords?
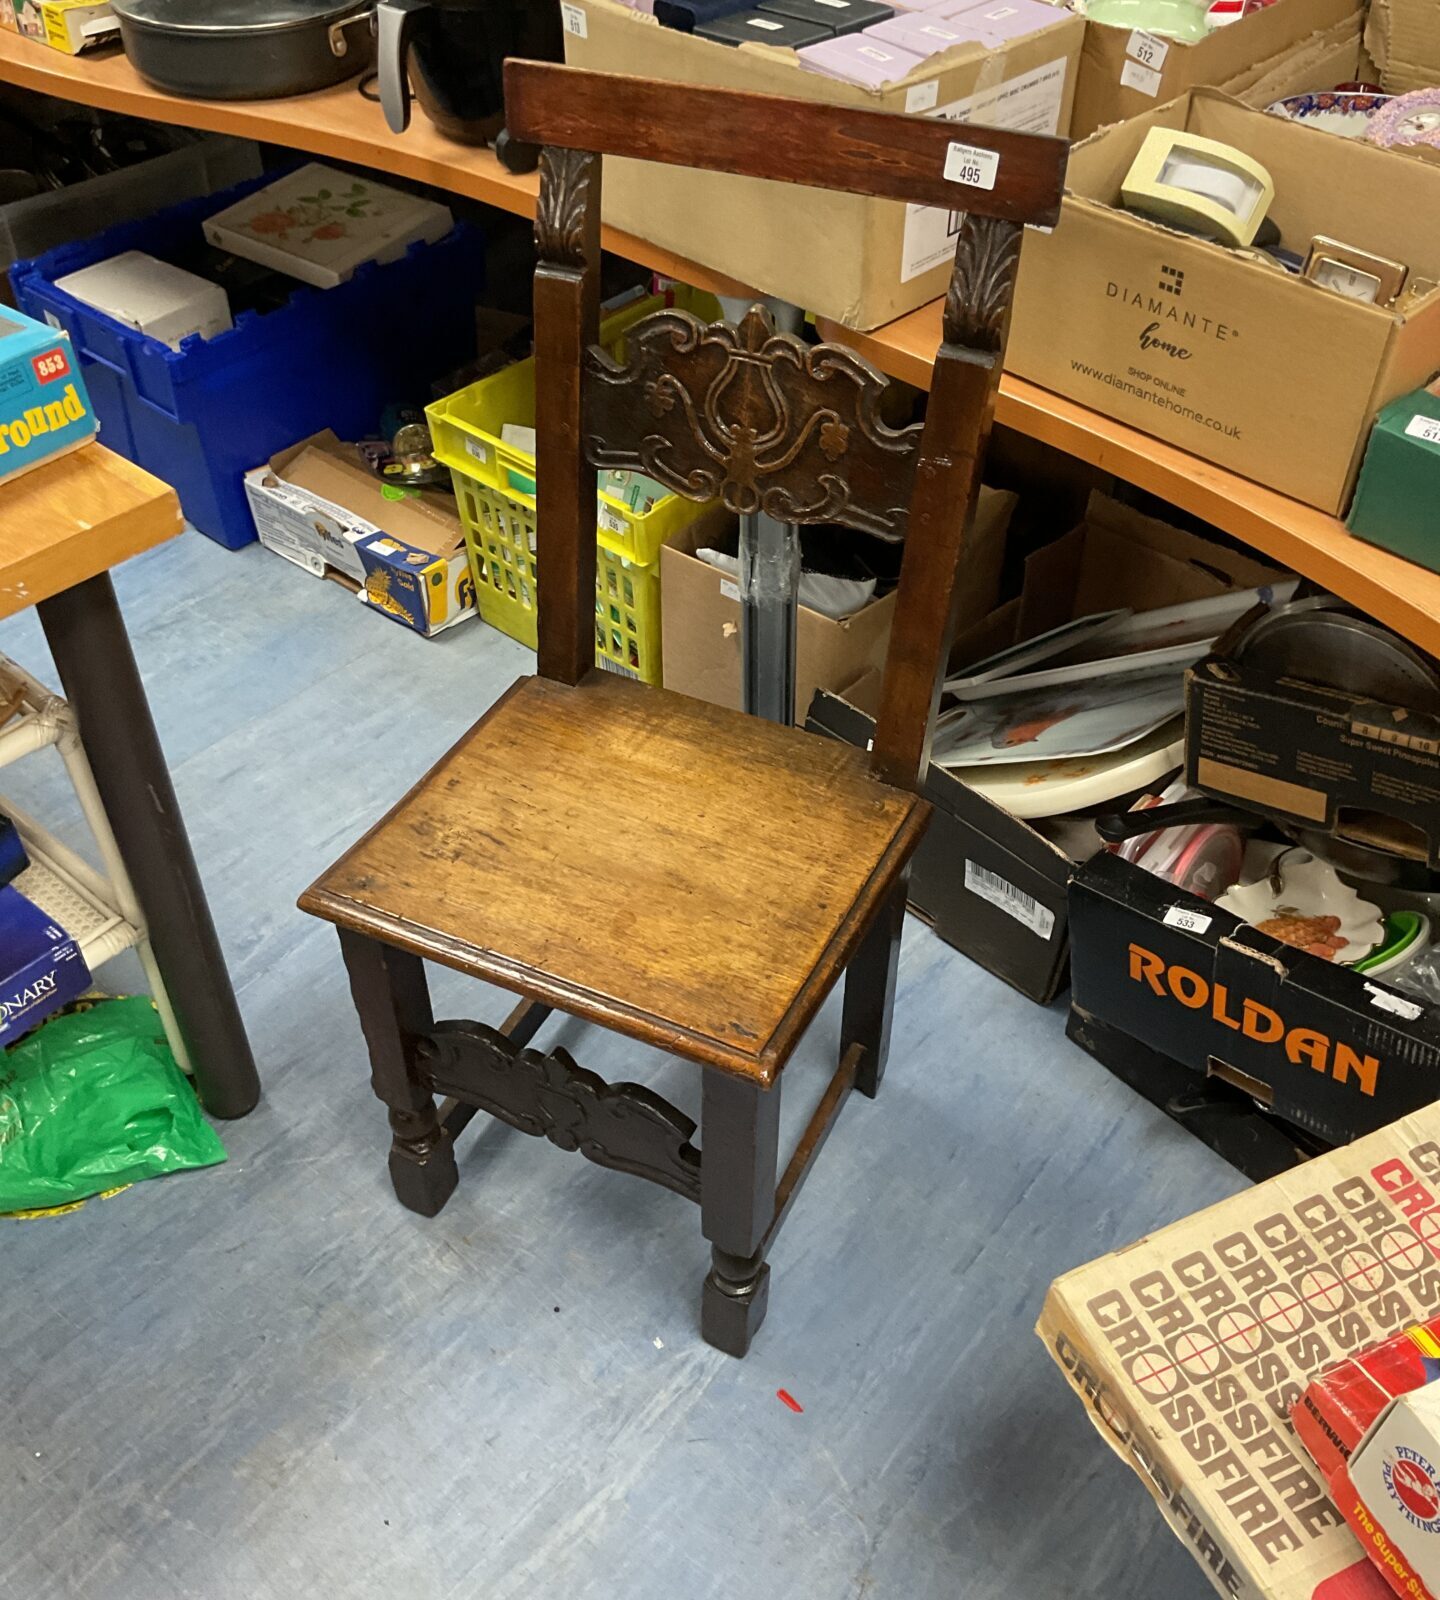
left=952, top=722, right=1184, bottom=819
left=1218, top=848, right=1385, bottom=963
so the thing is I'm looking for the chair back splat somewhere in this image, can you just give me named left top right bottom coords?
left=505, top=60, right=1067, bottom=791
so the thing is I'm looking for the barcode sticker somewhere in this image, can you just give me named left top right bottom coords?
left=964, top=861, right=1055, bottom=940
left=1120, top=58, right=1163, bottom=96
left=464, top=437, right=488, bottom=464
left=905, top=79, right=940, bottom=113
left=1163, top=906, right=1213, bottom=934
left=560, top=1, right=587, bottom=35
left=1126, top=29, right=1169, bottom=68
left=1365, top=983, right=1424, bottom=1021
left=598, top=504, right=626, bottom=537
left=1405, top=414, right=1440, bottom=446
left=944, top=141, right=1000, bottom=191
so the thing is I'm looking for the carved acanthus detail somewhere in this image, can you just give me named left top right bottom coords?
left=534, top=146, right=597, bottom=268
left=584, top=305, right=920, bottom=540
left=419, top=1020, right=703, bottom=1204
left=943, top=214, right=1024, bottom=353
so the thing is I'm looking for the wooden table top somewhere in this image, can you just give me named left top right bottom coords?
left=0, top=442, right=183, bottom=620
left=5, top=31, right=1438, bottom=656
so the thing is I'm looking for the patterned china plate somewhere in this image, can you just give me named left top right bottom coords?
left=1266, top=90, right=1394, bottom=139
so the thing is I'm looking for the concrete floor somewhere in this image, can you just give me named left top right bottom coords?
left=0, top=532, right=1249, bottom=1599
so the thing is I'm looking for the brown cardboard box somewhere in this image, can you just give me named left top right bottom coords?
left=563, top=0, right=1084, bottom=330
left=1233, top=10, right=1368, bottom=113
left=1007, top=91, right=1440, bottom=515
left=661, top=487, right=1014, bottom=721
left=1038, top=1104, right=1440, bottom=1600
left=1367, top=0, right=1440, bottom=93
left=1071, top=0, right=1361, bottom=139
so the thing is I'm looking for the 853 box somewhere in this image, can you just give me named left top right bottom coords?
left=0, top=305, right=95, bottom=484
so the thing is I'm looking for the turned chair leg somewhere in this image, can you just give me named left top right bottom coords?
left=700, top=1070, right=781, bottom=1358
left=840, top=878, right=907, bottom=1099
left=338, top=929, right=458, bottom=1217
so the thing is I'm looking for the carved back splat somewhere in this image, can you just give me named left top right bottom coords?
left=586, top=306, right=920, bottom=540
left=509, top=61, right=1067, bottom=790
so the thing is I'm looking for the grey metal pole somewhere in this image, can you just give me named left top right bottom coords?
left=717, top=295, right=805, bottom=726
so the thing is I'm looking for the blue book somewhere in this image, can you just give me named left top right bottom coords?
left=0, top=886, right=90, bottom=1044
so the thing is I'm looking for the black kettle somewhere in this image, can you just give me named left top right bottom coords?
left=376, top=0, right=564, bottom=170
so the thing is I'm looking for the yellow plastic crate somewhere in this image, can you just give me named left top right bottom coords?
left=426, top=286, right=720, bottom=683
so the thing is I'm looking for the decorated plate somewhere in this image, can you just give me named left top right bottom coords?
left=1218, top=849, right=1384, bottom=964
left=1266, top=91, right=1394, bottom=139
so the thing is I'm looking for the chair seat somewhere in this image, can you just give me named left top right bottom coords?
left=300, top=671, right=929, bottom=1083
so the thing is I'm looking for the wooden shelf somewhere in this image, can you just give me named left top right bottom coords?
left=0, top=442, right=182, bottom=620
left=5, top=31, right=1438, bottom=655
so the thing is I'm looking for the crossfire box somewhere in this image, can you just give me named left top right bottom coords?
left=1038, top=1104, right=1440, bottom=1600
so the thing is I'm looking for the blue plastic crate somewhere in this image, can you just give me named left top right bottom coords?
left=11, top=171, right=485, bottom=550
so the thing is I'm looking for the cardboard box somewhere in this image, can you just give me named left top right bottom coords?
left=1366, top=0, right=1440, bottom=93
left=563, top=0, right=1085, bottom=330
left=1037, top=1103, right=1440, bottom=1600
left=1294, top=1317, right=1440, bottom=1600
left=243, top=432, right=476, bottom=639
left=662, top=485, right=1014, bottom=721
left=1069, top=848, right=1440, bottom=1147
left=1070, top=0, right=1361, bottom=139
left=1007, top=91, right=1440, bottom=515
left=1185, top=641, right=1440, bottom=872
left=0, top=304, right=96, bottom=485
left=35, top=0, right=117, bottom=53
left=0, top=885, right=90, bottom=1044
left=806, top=491, right=1282, bottom=1001
left=1349, top=386, right=1440, bottom=576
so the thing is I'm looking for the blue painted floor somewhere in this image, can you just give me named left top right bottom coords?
left=0, top=532, right=1249, bottom=1599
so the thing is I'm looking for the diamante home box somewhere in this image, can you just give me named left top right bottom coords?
left=1038, top=1106, right=1440, bottom=1600
left=563, top=0, right=1084, bottom=332
left=1007, top=90, right=1440, bottom=515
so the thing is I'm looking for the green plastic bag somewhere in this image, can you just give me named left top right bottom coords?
left=0, top=996, right=226, bottom=1213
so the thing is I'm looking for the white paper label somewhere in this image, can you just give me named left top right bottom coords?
left=1120, top=58, right=1164, bottom=96
left=1163, top=906, right=1213, bottom=934
left=813, top=0, right=850, bottom=8
left=944, top=141, right=1000, bottom=191
left=1405, top=414, right=1440, bottom=446
left=900, top=58, right=1067, bottom=282
left=905, top=78, right=940, bottom=113
left=1365, top=982, right=1425, bottom=1021
left=746, top=16, right=784, bottom=26
left=963, top=861, right=1056, bottom=940
left=1126, top=29, right=1170, bottom=68
left=858, top=44, right=891, bottom=60
left=720, top=578, right=741, bottom=602
left=464, top=437, right=488, bottom=464
left=560, top=1, right=587, bottom=35
left=598, top=504, right=627, bottom=537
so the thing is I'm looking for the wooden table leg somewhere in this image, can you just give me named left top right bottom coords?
left=37, top=572, right=260, bottom=1120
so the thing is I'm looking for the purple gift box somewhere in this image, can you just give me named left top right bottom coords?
left=864, top=9, right=985, bottom=55
left=938, top=0, right=1062, bottom=40
left=797, top=32, right=925, bottom=83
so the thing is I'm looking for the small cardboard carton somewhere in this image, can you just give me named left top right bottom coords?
left=1295, top=1320, right=1440, bottom=1600
left=563, top=0, right=1085, bottom=330
left=0, top=304, right=96, bottom=485
left=1037, top=1104, right=1440, bottom=1600
left=1349, top=386, right=1440, bottom=576
left=0, top=886, right=89, bottom=1045
left=661, top=485, right=1015, bottom=723
left=1070, top=0, right=1362, bottom=139
left=807, top=491, right=1280, bottom=1002
left=243, top=432, right=476, bottom=639
left=1185, top=631, right=1440, bottom=871
left=1366, top=0, right=1440, bottom=93
left=1007, top=90, right=1440, bottom=515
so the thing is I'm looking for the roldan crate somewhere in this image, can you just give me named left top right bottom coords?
left=11, top=170, right=485, bottom=549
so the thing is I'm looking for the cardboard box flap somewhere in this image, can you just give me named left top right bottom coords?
left=269, top=431, right=463, bottom=557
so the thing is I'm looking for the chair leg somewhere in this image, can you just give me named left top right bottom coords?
left=840, top=878, right=907, bottom=1099
left=338, top=928, right=457, bottom=1217
left=700, top=1069, right=781, bottom=1358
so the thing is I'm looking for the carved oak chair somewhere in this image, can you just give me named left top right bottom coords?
left=300, top=61, right=1066, bottom=1356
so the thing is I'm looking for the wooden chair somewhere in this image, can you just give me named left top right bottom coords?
left=300, top=62, right=1066, bottom=1356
